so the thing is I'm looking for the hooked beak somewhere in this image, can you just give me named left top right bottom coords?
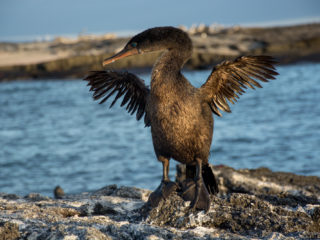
left=102, top=48, right=139, bottom=67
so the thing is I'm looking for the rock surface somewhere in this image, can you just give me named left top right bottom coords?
left=0, top=23, right=320, bottom=81
left=1, top=165, right=319, bottom=239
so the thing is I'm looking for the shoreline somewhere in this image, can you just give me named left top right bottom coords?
left=1, top=165, right=319, bottom=239
left=0, top=23, right=320, bottom=81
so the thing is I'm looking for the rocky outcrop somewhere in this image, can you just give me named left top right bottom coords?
left=1, top=165, right=319, bottom=239
left=0, top=23, right=320, bottom=81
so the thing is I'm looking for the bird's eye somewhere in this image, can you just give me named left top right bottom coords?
left=130, top=42, right=137, bottom=48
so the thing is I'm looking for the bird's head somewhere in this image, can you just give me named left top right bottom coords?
left=102, top=26, right=192, bottom=66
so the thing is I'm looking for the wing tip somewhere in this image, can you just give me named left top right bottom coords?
left=84, top=70, right=150, bottom=124
left=203, top=54, right=279, bottom=116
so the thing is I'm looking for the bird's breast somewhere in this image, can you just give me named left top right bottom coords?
left=148, top=73, right=213, bottom=162
left=148, top=89, right=213, bottom=157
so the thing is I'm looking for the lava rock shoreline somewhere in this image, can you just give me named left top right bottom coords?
left=1, top=165, right=320, bottom=239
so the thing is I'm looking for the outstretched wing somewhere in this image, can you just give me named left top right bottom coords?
left=200, top=56, right=278, bottom=116
left=84, top=71, right=151, bottom=126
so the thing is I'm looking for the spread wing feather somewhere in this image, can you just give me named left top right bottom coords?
left=84, top=71, right=151, bottom=126
left=200, top=56, right=278, bottom=116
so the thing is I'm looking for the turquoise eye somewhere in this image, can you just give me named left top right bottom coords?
left=131, top=42, right=137, bottom=48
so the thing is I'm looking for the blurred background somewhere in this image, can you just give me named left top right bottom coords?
left=1, top=0, right=320, bottom=41
left=0, top=0, right=319, bottom=197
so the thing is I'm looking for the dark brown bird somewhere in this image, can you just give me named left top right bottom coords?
left=84, top=26, right=278, bottom=211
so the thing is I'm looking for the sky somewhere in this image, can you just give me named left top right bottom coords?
left=0, top=0, right=320, bottom=41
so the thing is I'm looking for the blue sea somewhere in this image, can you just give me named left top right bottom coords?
left=0, top=63, right=319, bottom=197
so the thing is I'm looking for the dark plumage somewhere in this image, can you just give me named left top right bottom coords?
left=84, top=26, right=278, bottom=211
left=86, top=71, right=150, bottom=125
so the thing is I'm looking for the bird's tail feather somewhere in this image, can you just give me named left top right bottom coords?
left=202, top=164, right=219, bottom=194
left=186, top=164, right=219, bottom=195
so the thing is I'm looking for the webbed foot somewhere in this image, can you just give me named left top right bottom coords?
left=180, top=178, right=210, bottom=212
left=148, top=180, right=177, bottom=208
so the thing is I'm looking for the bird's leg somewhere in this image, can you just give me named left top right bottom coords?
left=181, top=159, right=210, bottom=211
left=159, top=156, right=177, bottom=197
left=148, top=156, right=177, bottom=207
left=190, top=158, right=203, bottom=210
left=161, top=156, right=170, bottom=182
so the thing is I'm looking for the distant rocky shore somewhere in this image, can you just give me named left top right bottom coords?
left=1, top=165, right=319, bottom=239
left=0, top=23, right=320, bottom=81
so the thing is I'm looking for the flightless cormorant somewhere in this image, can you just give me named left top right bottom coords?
left=84, top=26, right=278, bottom=211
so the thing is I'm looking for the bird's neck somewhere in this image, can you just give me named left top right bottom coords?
left=151, top=47, right=192, bottom=86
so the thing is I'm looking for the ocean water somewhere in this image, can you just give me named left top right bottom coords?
left=0, top=63, right=319, bottom=197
